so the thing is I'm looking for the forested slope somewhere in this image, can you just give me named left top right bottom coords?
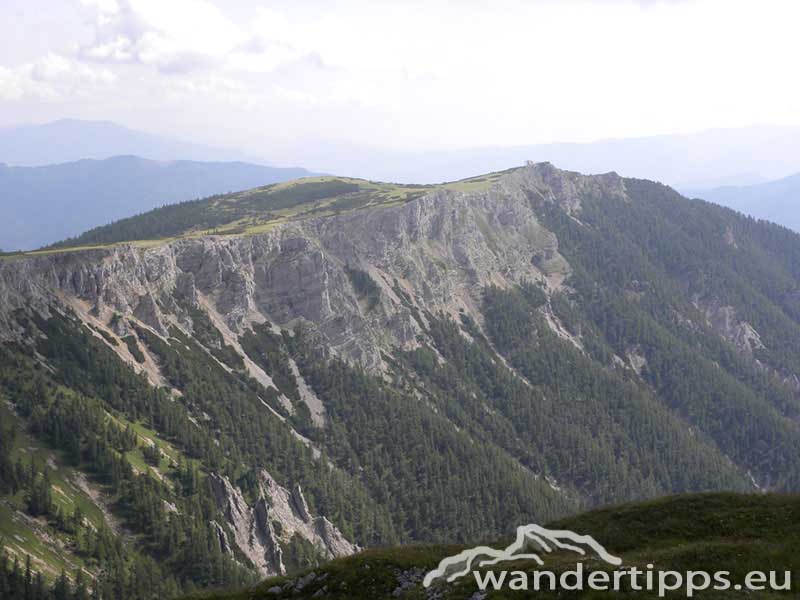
left=1, top=163, right=799, bottom=598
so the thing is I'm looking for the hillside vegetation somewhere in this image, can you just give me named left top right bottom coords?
left=1, top=163, right=800, bottom=599
left=185, top=493, right=800, bottom=599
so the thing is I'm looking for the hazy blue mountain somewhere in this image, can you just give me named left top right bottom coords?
left=683, top=172, right=800, bottom=233
left=0, top=119, right=259, bottom=166
left=0, top=156, right=315, bottom=250
left=6, top=120, right=800, bottom=190
left=279, top=125, right=800, bottom=187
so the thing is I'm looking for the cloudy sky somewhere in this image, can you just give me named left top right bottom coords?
left=1, top=0, right=799, bottom=157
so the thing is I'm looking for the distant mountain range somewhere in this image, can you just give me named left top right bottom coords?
left=0, top=119, right=260, bottom=166
left=3, top=119, right=800, bottom=249
left=683, top=172, right=800, bottom=233
left=0, top=156, right=315, bottom=250
left=270, top=125, right=800, bottom=188
left=4, top=120, right=800, bottom=189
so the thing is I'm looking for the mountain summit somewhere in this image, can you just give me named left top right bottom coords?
left=1, top=162, right=799, bottom=596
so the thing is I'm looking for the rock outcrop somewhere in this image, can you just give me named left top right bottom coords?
left=207, top=470, right=357, bottom=576
left=694, top=296, right=765, bottom=357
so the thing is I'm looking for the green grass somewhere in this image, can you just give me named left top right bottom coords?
left=184, top=493, right=800, bottom=599
left=126, top=421, right=183, bottom=466
left=0, top=403, right=104, bottom=579
left=0, top=503, right=84, bottom=579
left=106, top=412, right=186, bottom=485
left=2, top=403, right=105, bottom=530
left=0, top=394, right=197, bottom=583
left=25, top=168, right=521, bottom=257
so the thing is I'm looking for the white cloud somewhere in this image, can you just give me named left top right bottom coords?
left=0, top=53, right=116, bottom=102
left=31, top=52, right=116, bottom=85
left=0, top=66, right=25, bottom=101
left=76, top=0, right=329, bottom=77
left=78, top=0, right=246, bottom=73
left=2, top=0, right=799, bottom=153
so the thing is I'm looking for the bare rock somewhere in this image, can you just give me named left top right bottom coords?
left=207, top=470, right=356, bottom=577
left=0, top=163, right=584, bottom=371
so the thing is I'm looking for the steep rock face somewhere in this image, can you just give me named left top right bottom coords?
left=0, top=163, right=589, bottom=370
left=207, top=470, right=357, bottom=576
left=694, top=296, right=766, bottom=357
left=207, top=474, right=282, bottom=576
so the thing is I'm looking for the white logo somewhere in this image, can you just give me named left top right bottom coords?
left=423, top=523, right=623, bottom=588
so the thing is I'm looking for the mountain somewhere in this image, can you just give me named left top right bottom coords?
left=683, top=172, right=800, bottom=233
left=8, top=120, right=800, bottom=190
left=189, top=493, right=800, bottom=599
left=0, top=156, right=315, bottom=251
left=0, top=119, right=257, bottom=167
left=282, top=125, right=800, bottom=187
left=1, top=163, right=800, bottom=598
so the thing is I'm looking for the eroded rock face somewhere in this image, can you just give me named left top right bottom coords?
left=207, top=470, right=357, bottom=576
left=4, top=162, right=783, bottom=387
left=694, top=297, right=765, bottom=356
left=210, top=520, right=233, bottom=557
left=207, top=473, right=282, bottom=575
left=0, top=163, right=585, bottom=371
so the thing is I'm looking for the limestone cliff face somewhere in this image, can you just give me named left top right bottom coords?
left=694, top=296, right=765, bottom=357
left=207, top=470, right=357, bottom=577
left=0, top=163, right=615, bottom=576
left=0, top=164, right=618, bottom=578
left=0, top=163, right=600, bottom=370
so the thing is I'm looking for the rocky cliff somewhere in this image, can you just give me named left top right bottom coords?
left=0, top=163, right=607, bottom=375
left=5, top=162, right=800, bottom=595
left=1, top=161, right=794, bottom=437
left=208, top=470, right=357, bottom=576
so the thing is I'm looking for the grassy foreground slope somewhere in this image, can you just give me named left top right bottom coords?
left=191, top=493, right=800, bottom=599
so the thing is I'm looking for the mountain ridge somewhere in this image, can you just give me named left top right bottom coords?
left=0, top=155, right=316, bottom=251
left=2, top=162, right=800, bottom=597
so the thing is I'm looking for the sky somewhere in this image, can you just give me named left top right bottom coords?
left=1, top=0, right=799, bottom=158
